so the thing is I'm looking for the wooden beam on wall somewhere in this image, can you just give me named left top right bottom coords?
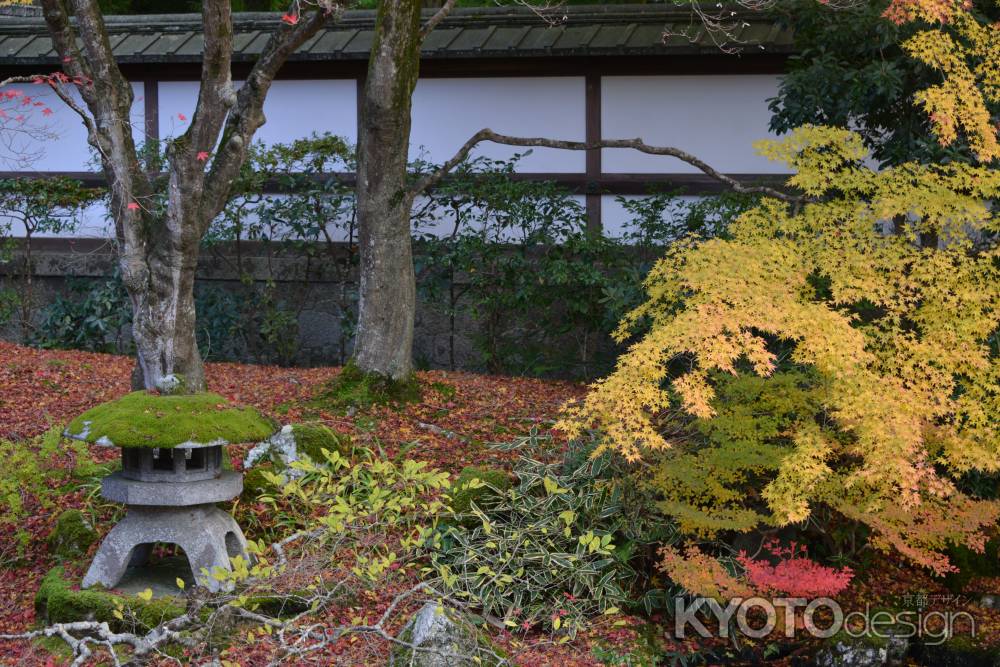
left=585, top=73, right=602, bottom=234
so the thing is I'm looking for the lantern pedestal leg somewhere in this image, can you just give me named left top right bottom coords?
left=83, top=504, right=249, bottom=593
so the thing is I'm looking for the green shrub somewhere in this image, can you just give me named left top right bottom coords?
left=943, top=537, right=1000, bottom=593
left=33, top=273, right=132, bottom=354
left=428, top=432, right=668, bottom=636
left=415, top=154, right=753, bottom=379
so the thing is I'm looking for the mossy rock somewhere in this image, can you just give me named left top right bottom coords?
left=448, top=466, right=513, bottom=515
left=65, top=391, right=277, bottom=449
left=47, top=510, right=97, bottom=561
left=815, top=624, right=910, bottom=667
left=291, top=422, right=353, bottom=462
left=311, top=362, right=421, bottom=411
left=390, top=602, right=506, bottom=667
left=911, top=634, right=1000, bottom=667
left=35, top=566, right=185, bottom=633
left=244, top=581, right=356, bottom=618
left=242, top=592, right=313, bottom=618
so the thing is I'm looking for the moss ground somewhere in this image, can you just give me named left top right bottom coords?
left=34, top=566, right=186, bottom=633
left=310, top=362, right=421, bottom=412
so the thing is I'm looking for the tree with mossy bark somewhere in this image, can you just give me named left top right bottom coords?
left=350, top=0, right=801, bottom=387
left=35, top=0, right=337, bottom=393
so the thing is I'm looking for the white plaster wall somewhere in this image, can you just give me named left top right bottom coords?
left=158, top=79, right=357, bottom=146
left=0, top=81, right=144, bottom=172
left=410, top=77, right=586, bottom=172
left=601, top=75, right=786, bottom=174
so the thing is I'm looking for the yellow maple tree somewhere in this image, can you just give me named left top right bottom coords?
left=559, top=0, right=1000, bottom=574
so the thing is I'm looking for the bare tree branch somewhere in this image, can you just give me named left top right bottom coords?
left=203, top=5, right=340, bottom=225
left=1, top=582, right=509, bottom=667
left=181, top=0, right=239, bottom=165
left=420, top=0, right=456, bottom=39
left=39, top=0, right=151, bottom=293
left=409, top=128, right=802, bottom=202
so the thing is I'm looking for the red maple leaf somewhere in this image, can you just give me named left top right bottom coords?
left=196, top=151, right=210, bottom=162
left=127, top=202, right=140, bottom=211
left=177, top=113, right=187, bottom=122
left=281, top=13, right=299, bottom=25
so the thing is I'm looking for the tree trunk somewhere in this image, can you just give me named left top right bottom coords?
left=353, top=0, right=424, bottom=380
left=126, top=218, right=205, bottom=392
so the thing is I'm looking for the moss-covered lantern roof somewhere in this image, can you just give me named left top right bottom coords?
left=65, top=391, right=277, bottom=449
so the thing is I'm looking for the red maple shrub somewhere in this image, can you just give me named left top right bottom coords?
left=737, top=539, right=853, bottom=598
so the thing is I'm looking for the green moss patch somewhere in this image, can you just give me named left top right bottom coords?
left=310, top=362, right=421, bottom=411
left=35, top=566, right=185, bottom=632
left=291, top=422, right=353, bottom=462
left=65, top=391, right=276, bottom=448
left=47, top=510, right=97, bottom=561
left=448, top=466, right=513, bottom=515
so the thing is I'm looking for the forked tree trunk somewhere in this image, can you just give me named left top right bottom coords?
left=39, top=0, right=330, bottom=392
left=353, top=0, right=424, bottom=380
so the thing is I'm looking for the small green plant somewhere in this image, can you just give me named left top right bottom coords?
left=259, top=446, right=450, bottom=558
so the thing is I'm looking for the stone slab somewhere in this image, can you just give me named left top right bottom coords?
left=101, top=470, right=243, bottom=506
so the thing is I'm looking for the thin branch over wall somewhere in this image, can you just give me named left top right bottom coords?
left=410, top=128, right=804, bottom=203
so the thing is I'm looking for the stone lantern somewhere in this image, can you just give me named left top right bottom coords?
left=64, top=390, right=276, bottom=592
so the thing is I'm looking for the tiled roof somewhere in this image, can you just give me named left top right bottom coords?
left=0, top=5, right=794, bottom=65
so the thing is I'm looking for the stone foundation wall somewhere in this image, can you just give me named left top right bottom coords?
left=0, top=239, right=505, bottom=373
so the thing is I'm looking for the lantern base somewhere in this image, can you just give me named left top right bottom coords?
left=83, top=504, right=249, bottom=593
